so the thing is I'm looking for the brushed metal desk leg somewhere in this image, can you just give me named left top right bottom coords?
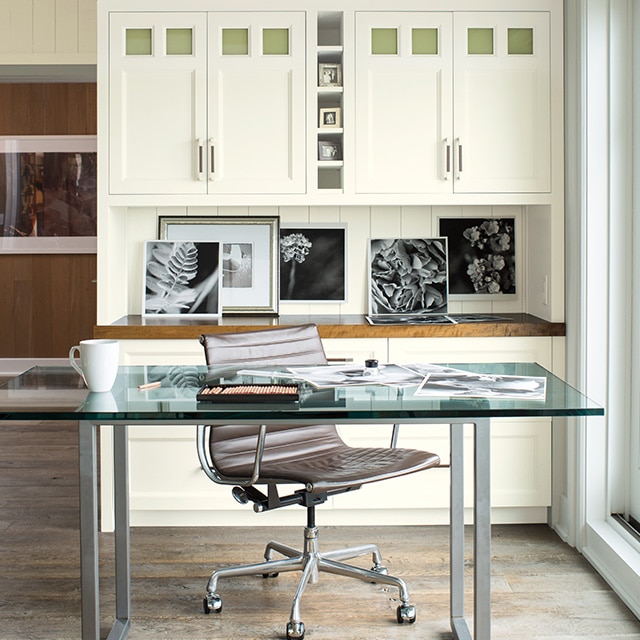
left=450, top=422, right=471, bottom=640
left=79, top=421, right=100, bottom=640
left=450, top=420, right=492, bottom=640
left=79, top=422, right=131, bottom=640
left=111, top=425, right=131, bottom=639
left=474, top=418, right=491, bottom=640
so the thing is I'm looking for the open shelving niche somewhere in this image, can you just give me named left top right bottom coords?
left=317, top=12, right=344, bottom=192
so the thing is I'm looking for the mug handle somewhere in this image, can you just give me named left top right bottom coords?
left=69, top=345, right=85, bottom=379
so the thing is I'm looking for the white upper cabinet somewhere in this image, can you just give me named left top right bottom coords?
left=355, top=13, right=453, bottom=195
left=207, top=13, right=306, bottom=194
left=109, top=11, right=306, bottom=195
left=354, top=11, right=551, bottom=195
left=453, top=12, right=551, bottom=193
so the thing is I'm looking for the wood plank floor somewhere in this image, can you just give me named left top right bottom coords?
left=1, top=420, right=640, bottom=640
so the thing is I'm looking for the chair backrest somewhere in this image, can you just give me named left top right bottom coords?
left=197, top=324, right=339, bottom=487
left=200, top=324, right=328, bottom=367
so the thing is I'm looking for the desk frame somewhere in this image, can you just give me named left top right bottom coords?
left=78, top=417, right=491, bottom=640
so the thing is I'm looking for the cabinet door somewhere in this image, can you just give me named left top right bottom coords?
left=207, top=13, right=306, bottom=194
left=354, top=13, right=453, bottom=194
left=453, top=12, right=551, bottom=193
left=109, top=13, right=208, bottom=195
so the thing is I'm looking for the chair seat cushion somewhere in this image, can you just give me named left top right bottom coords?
left=210, top=424, right=440, bottom=494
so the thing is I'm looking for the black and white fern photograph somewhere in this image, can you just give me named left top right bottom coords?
left=143, top=241, right=221, bottom=317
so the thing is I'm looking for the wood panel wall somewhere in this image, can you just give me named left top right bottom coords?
left=0, top=83, right=97, bottom=359
left=0, top=83, right=96, bottom=135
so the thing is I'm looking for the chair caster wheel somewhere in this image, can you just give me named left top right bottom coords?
left=203, top=593, right=222, bottom=614
left=286, top=620, right=305, bottom=639
left=397, top=603, right=416, bottom=624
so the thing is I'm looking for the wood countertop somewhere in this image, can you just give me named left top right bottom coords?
left=94, top=314, right=565, bottom=340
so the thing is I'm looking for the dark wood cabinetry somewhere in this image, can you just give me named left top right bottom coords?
left=0, top=83, right=97, bottom=358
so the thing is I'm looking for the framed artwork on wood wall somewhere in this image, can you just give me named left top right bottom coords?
left=0, top=135, right=97, bottom=254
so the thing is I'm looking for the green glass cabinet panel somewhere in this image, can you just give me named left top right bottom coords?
left=263, top=28, right=289, bottom=55
left=125, top=28, right=152, bottom=55
left=371, top=28, right=398, bottom=55
left=166, top=28, right=193, bottom=55
left=412, top=28, right=438, bottom=55
left=222, top=28, right=249, bottom=55
left=508, top=28, right=534, bottom=55
left=468, top=28, right=494, bottom=55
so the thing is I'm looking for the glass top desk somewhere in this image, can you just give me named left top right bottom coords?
left=0, top=363, right=603, bottom=640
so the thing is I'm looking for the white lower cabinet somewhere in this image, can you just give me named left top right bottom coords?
left=102, top=336, right=556, bottom=529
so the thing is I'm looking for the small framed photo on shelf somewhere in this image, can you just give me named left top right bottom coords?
left=318, top=62, right=342, bottom=87
left=318, top=140, right=342, bottom=161
left=319, top=107, right=342, bottom=128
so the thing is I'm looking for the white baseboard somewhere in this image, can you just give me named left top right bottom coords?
left=0, top=358, right=67, bottom=376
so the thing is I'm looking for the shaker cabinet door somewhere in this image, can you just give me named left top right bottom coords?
left=109, top=11, right=305, bottom=196
left=354, top=11, right=551, bottom=195
left=354, top=12, right=453, bottom=194
left=207, top=12, right=306, bottom=194
left=109, top=13, right=208, bottom=195
left=452, top=12, right=551, bottom=193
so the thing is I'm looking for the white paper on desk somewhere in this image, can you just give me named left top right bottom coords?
left=414, top=371, right=547, bottom=400
left=236, top=369, right=303, bottom=381
left=287, top=364, right=425, bottom=388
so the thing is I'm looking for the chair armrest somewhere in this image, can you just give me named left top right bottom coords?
left=197, top=424, right=267, bottom=486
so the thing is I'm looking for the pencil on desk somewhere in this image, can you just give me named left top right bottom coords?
left=138, top=381, right=161, bottom=391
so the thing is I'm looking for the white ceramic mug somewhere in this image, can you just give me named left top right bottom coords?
left=69, top=339, right=120, bottom=393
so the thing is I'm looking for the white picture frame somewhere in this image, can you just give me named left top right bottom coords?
left=437, top=216, right=519, bottom=300
left=159, top=215, right=279, bottom=316
left=319, top=107, right=342, bottom=128
left=280, top=224, right=347, bottom=303
left=369, top=237, right=449, bottom=316
left=0, top=135, right=97, bottom=254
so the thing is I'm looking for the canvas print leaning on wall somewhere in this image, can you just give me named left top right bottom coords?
left=143, top=241, right=221, bottom=317
left=369, top=238, right=448, bottom=315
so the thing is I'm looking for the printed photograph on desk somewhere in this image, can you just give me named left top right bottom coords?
left=414, top=370, right=546, bottom=400
left=438, top=217, right=517, bottom=298
left=368, top=237, right=449, bottom=316
left=280, top=224, right=346, bottom=302
left=142, top=240, right=221, bottom=317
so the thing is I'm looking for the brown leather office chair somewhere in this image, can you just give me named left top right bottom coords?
left=197, top=325, right=440, bottom=640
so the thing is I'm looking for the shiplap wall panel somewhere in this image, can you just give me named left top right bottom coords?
left=0, top=0, right=96, bottom=61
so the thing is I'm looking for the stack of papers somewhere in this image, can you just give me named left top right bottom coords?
left=239, top=363, right=546, bottom=400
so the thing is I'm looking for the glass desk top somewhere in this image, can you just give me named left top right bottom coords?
left=0, top=363, right=603, bottom=423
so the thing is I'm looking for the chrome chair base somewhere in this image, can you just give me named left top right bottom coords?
left=203, top=525, right=416, bottom=640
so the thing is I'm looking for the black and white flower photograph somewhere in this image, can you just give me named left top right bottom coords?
left=369, top=238, right=448, bottom=315
left=280, top=226, right=346, bottom=302
left=143, top=241, right=221, bottom=316
left=439, top=217, right=516, bottom=296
